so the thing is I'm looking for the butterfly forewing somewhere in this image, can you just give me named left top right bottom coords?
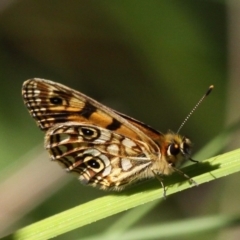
left=22, top=79, right=160, bottom=153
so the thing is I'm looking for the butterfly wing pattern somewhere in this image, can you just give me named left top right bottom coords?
left=22, top=78, right=196, bottom=192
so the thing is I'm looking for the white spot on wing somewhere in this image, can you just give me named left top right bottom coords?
left=99, top=154, right=110, bottom=166
left=121, top=158, right=132, bottom=171
left=102, top=165, right=111, bottom=177
left=84, top=148, right=101, bottom=156
left=34, top=90, right=40, bottom=94
left=122, top=138, right=136, bottom=148
left=107, top=144, right=119, bottom=155
left=98, top=129, right=111, bottom=142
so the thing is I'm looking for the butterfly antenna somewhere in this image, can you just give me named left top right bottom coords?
left=177, top=85, right=214, bottom=134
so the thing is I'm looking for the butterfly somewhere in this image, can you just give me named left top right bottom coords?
left=22, top=78, right=213, bottom=196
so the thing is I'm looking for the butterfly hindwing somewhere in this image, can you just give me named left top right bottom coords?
left=45, top=122, right=154, bottom=190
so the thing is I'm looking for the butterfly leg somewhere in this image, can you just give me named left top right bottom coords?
left=171, top=166, right=198, bottom=187
left=151, top=170, right=167, bottom=199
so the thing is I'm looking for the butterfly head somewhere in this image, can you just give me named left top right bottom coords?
left=163, top=133, right=192, bottom=168
left=163, top=85, right=214, bottom=169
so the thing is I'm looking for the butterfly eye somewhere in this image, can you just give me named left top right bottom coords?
left=81, top=128, right=94, bottom=136
left=79, top=127, right=99, bottom=141
left=83, top=155, right=105, bottom=172
left=87, top=159, right=101, bottom=169
left=167, top=143, right=180, bottom=156
left=50, top=96, right=63, bottom=105
left=180, top=138, right=191, bottom=155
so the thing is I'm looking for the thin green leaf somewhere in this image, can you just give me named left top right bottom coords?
left=2, top=148, right=240, bottom=240
left=101, top=214, right=240, bottom=240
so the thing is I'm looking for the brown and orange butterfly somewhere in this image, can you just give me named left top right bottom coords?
left=22, top=78, right=213, bottom=196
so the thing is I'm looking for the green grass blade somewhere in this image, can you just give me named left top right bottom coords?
left=103, top=200, right=160, bottom=238
left=3, top=148, right=240, bottom=240
left=102, top=214, right=240, bottom=240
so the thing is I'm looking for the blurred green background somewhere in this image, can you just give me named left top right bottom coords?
left=1, top=0, right=239, bottom=239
